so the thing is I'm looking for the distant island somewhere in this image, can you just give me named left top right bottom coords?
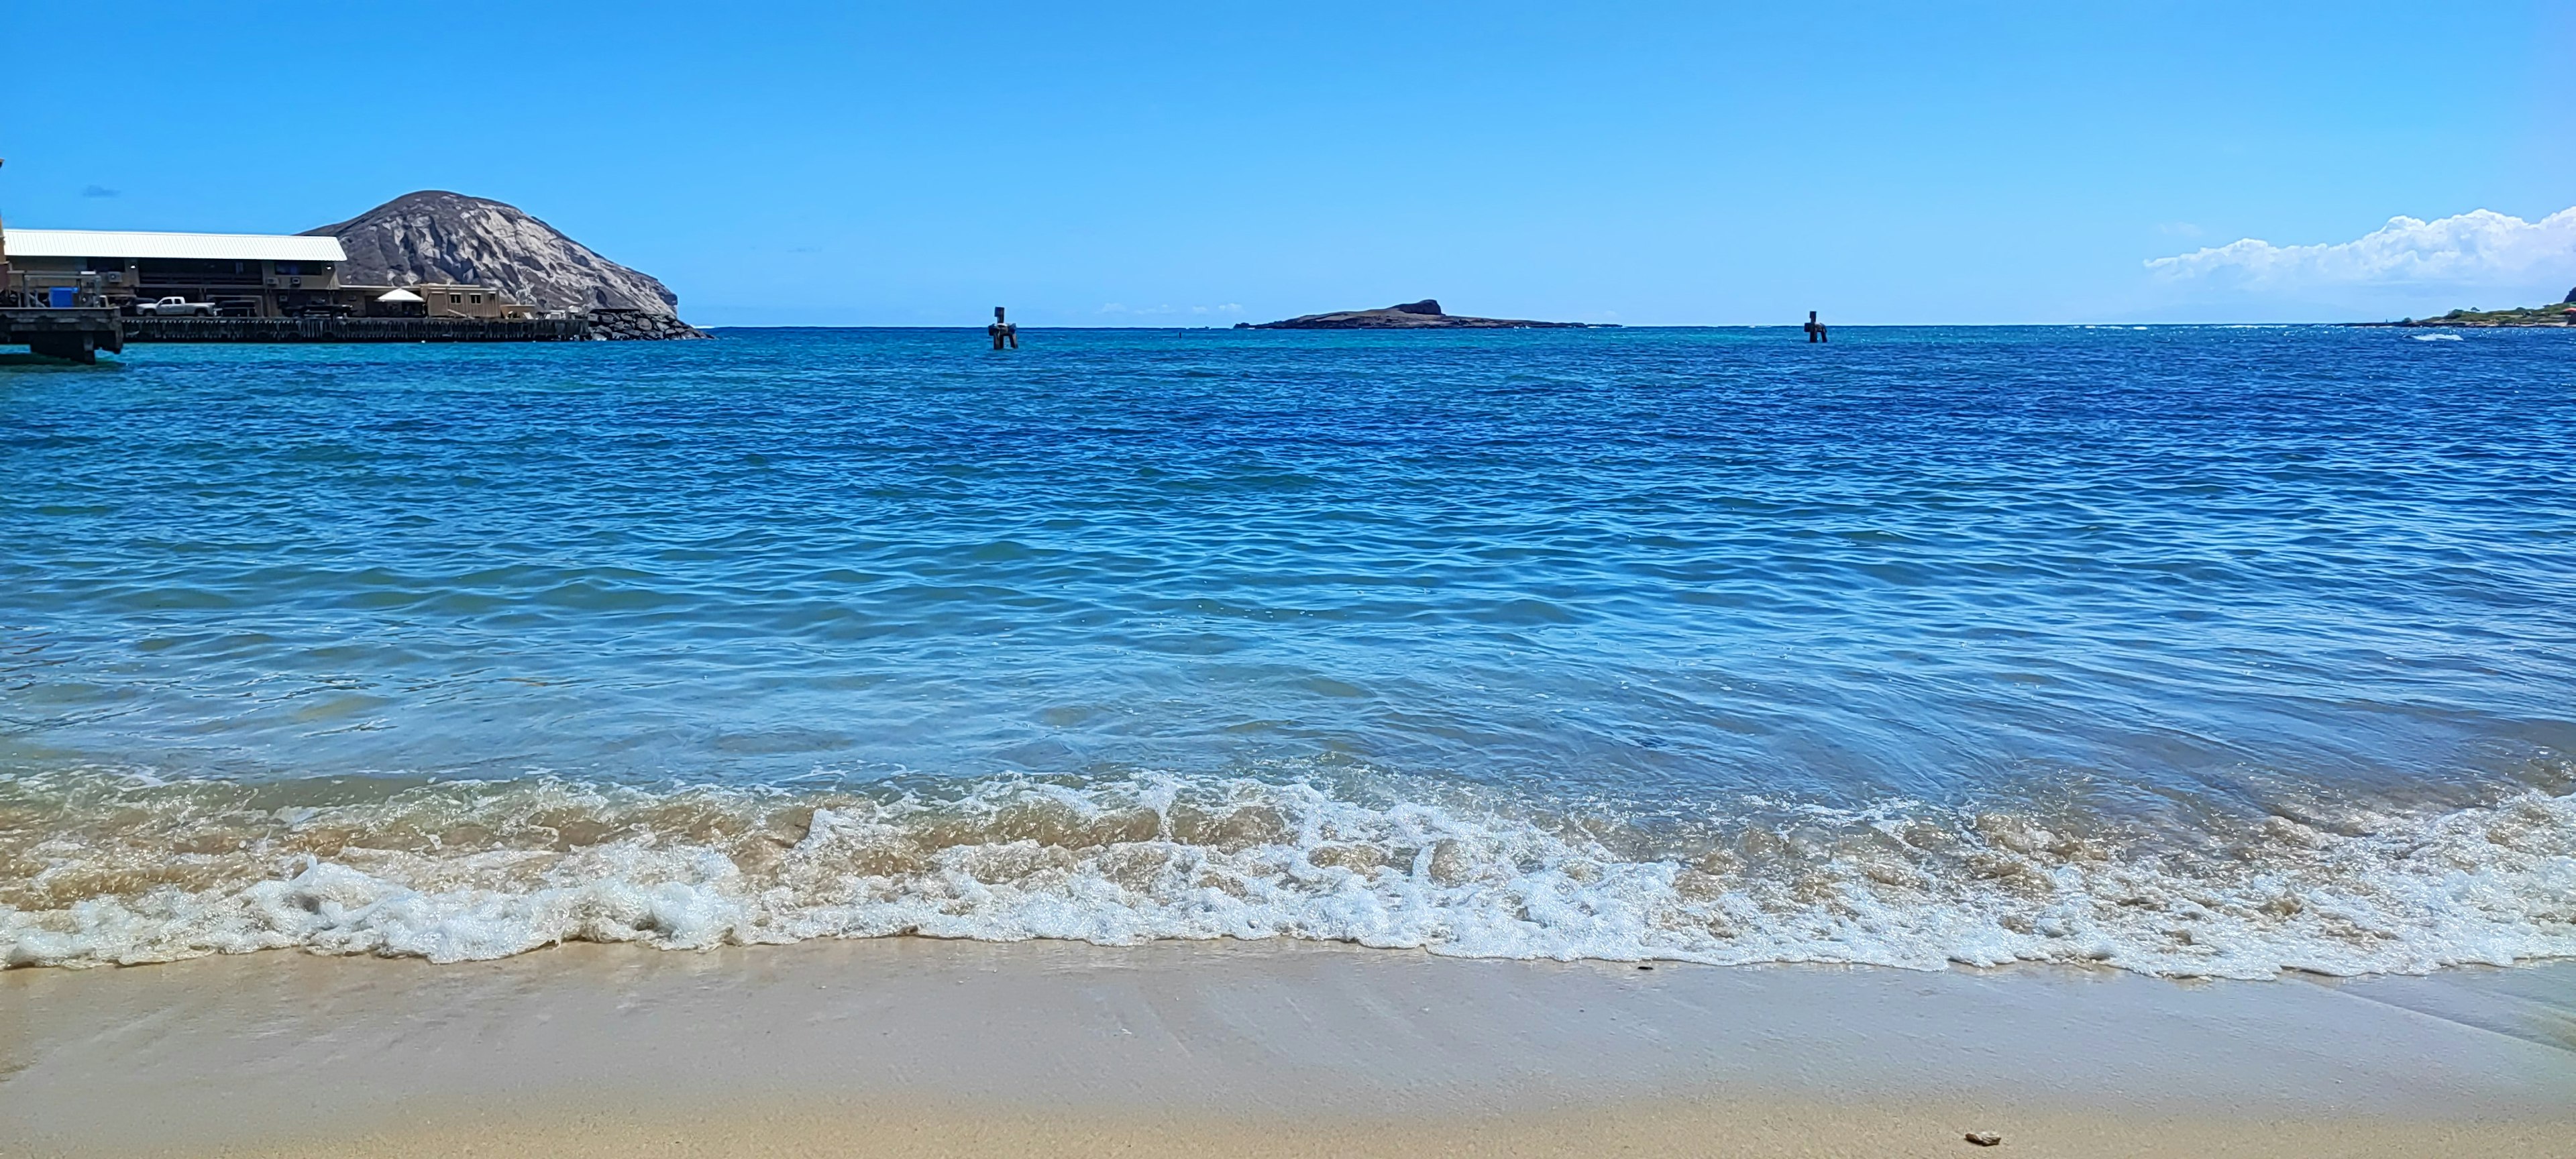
left=1238, top=299, right=1598, bottom=329
left=2367, top=287, right=2576, bottom=328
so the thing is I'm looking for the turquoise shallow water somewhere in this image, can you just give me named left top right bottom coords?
left=3, top=326, right=2572, bottom=975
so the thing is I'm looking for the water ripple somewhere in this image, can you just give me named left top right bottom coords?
left=3, top=327, right=2573, bottom=973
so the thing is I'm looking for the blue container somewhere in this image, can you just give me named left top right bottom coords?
left=48, top=286, right=76, bottom=308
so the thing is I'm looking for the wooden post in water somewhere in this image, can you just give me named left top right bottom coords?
left=988, top=307, right=1018, bottom=350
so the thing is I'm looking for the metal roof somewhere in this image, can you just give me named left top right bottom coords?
left=1, top=229, right=347, bottom=262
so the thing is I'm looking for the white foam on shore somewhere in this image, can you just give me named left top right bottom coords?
left=4, top=772, right=2572, bottom=979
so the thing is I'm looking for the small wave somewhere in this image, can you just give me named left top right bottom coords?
left=3, top=771, right=2571, bottom=978
left=2412, top=333, right=2465, bottom=341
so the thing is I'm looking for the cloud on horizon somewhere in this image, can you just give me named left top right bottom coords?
left=2147, top=206, right=2576, bottom=290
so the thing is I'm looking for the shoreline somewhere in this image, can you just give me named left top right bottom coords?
left=5, top=938, right=2571, bottom=1158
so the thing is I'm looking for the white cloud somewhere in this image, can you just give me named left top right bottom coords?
left=2146, top=206, right=2576, bottom=287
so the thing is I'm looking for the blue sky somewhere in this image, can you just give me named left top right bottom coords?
left=5, top=3, right=2570, bottom=325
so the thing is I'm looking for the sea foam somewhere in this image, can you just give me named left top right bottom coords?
left=5, top=771, right=2571, bottom=978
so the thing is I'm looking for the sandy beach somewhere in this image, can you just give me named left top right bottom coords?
left=10, top=4, right=2576, bottom=1156
left=5, top=939, right=2571, bottom=1158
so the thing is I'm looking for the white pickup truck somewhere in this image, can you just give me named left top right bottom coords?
left=136, top=296, right=218, bottom=317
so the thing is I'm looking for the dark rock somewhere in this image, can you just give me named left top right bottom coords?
left=1392, top=299, right=1444, bottom=315
left=1965, top=1131, right=2002, bottom=1146
left=2563, top=286, right=2575, bottom=305
left=586, top=308, right=710, bottom=341
left=304, top=191, right=693, bottom=326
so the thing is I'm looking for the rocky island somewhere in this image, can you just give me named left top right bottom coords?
left=1238, top=299, right=1596, bottom=329
left=2371, top=288, right=2576, bottom=328
left=303, top=191, right=706, bottom=339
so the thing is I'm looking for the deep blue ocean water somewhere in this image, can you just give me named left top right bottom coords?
left=3, top=326, right=2571, bottom=976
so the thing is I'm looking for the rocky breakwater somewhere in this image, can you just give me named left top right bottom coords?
left=586, top=309, right=710, bottom=341
left=1240, top=299, right=1597, bottom=329
left=305, top=190, right=708, bottom=340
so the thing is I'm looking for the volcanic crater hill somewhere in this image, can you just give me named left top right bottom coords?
left=303, top=191, right=700, bottom=333
left=1242, top=299, right=1596, bottom=329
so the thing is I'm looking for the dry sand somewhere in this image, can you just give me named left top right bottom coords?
left=3, top=938, right=2571, bottom=1157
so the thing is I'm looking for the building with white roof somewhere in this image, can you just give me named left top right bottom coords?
left=1, top=228, right=350, bottom=317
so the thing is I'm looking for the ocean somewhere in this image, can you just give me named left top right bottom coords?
left=3, top=325, right=2571, bottom=979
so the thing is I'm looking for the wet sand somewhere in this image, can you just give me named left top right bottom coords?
left=3, top=938, right=2572, bottom=1157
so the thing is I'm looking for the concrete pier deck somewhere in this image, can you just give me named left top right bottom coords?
left=0, top=307, right=124, bottom=362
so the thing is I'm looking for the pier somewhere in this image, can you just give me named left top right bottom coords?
left=0, top=307, right=123, bottom=363
left=123, top=316, right=590, bottom=343
left=1, top=313, right=614, bottom=360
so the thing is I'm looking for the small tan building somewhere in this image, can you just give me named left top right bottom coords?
left=413, top=283, right=529, bottom=319
left=325, top=282, right=529, bottom=318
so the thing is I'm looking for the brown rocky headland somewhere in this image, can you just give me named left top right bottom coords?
left=304, top=190, right=708, bottom=339
left=1240, top=299, right=1597, bottom=329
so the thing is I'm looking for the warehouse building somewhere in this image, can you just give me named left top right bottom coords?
left=3, top=229, right=353, bottom=317
left=3, top=227, right=533, bottom=319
